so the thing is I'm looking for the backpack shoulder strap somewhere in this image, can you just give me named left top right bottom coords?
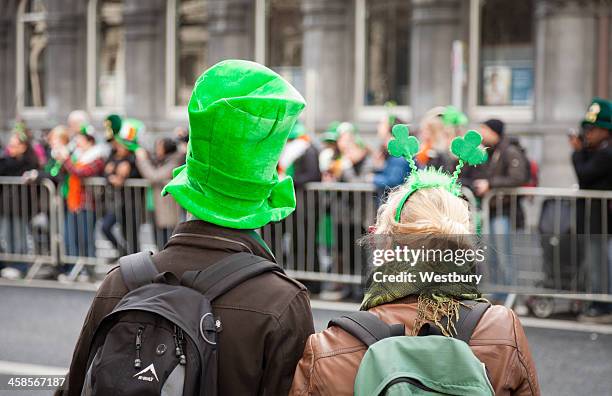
left=454, top=301, right=491, bottom=343
left=181, top=252, right=285, bottom=301
left=119, top=251, right=158, bottom=291
left=328, top=312, right=405, bottom=347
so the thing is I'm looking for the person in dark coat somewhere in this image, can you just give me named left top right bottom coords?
left=461, top=119, right=529, bottom=302
left=0, top=128, right=40, bottom=278
left=570, top=97, right=612, bottom=322
left=278, top=121, right=321, bottom=189
left=278, top=121, right=322, bottom=293
left=0, top=128, right=39, bottom=176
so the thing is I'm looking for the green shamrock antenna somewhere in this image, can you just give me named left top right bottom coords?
left=387, top=125, right=488, bottom=223
left=449, top=130, right=488, bottom=185
left=388, top=124, right=420, bottom=175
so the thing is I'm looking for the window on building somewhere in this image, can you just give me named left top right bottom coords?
left=479, top=0, right=534, bottom=106
left=96, top=0, right=124, bottom=108
left=267, top=0, right=303, bottom=92
left=174, top=0, right=208, bottom=106
left=364, top=0, right=410, bottom=106
left=20, top=0, right=47, bottom=108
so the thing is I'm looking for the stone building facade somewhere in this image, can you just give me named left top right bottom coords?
left=0, top=0, right=611, bottom=186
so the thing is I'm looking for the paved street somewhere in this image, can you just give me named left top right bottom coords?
left=0, top=285, right=611, bottom=396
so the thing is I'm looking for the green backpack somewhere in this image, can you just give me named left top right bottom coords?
left=328, top=301, right=494, bottom=396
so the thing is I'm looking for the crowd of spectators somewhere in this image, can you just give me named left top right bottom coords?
left=0, top=111, right=188, bottom=280
left=0, top=102, right=609, bottom=319
left=0, top=105, right=530, bottom=282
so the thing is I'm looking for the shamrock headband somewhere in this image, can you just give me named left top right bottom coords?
left=388, top=124, right=488, bottom=222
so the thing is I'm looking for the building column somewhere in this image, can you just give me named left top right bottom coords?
left=410, top=0, right=461, bottom=122
left=534, top=0, right=598, bottom=186
left=207, top=0, right=254, bottom=63
left=302, top=0, right=353, bottom=132
left=123, top=0, right=166, bottom=128
left=45, top=0, right=87, bottom=125
left=0, top=1, right=19, bottom=131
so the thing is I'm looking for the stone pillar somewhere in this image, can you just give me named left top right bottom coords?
left=0, top=1, right=19, bottom=132
left=45, top=0, right=87, bottom=125
left=123, top=0, right=166, bottom=128
left=410, top=0, right=461, bottom=122
left=207, top=0, right=254, bottom=63
left=609, top=9, right=612, bottom=98
left=534, top=0, right=598, bottom=186
left=302, top=0, right=353, bottom=132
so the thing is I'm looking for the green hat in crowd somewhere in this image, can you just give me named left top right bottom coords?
left=441, top=105, right=468, bottom=127
left=104, top=114, right=121, bottom=137
left=288, top=121, right=306, bottom=139
left=162, top=59, right=306, bottom=229
left=114, top=118, right=144, bottom=151
left=320, top=121, right=340, bottom=142
left=582, top=97, right=612, bottom=131
left=79, top=123, right=96, bottom=138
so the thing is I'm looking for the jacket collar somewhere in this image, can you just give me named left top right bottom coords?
left=166, top=220, right=276, bottom=262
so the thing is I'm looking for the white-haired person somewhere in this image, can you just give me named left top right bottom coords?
left=290, top=126, right=540, bottom=396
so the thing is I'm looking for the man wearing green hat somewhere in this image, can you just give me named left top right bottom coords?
left=60, top=60, right=315, bottom=395
left=570, top=97, right=612, bottom=323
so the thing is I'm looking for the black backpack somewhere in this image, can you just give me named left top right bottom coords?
left=81, top=251, right=284, bottom=396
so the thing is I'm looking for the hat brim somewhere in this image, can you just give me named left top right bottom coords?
left=162, top=166, right=296, bottom=229
left=582, top=120, right=612, bottom=131
left=115, top=136, right=139, bottom=151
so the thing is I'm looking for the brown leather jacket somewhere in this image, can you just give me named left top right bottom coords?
left=290, top=297, right=540, bottom=396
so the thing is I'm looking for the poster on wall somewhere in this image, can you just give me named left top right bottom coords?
left=510, top=67, right=534, bottom=106
left=483, top=65, right=511, bottom=105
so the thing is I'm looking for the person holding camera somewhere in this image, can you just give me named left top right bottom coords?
left=570, top=97, right=612, bottom=323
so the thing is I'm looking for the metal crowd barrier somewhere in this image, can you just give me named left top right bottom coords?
left=56, top=177, right=185, bottom=280
left=480, top=187, right=612, bottom=304
left=259, top=183, right=480, bottom=285
left=0, top=176, right=610, bottom=306
left=0, top=176, right=58, bottom=279
left=261, top=182, right=377, bottom=284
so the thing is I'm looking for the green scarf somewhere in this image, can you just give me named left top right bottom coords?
left=360, top=235, right=484, bottom=336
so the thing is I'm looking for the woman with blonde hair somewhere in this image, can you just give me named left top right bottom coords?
left=416, top=105, right=468, bottom=171
left=290, top=126, right=540, bottom=396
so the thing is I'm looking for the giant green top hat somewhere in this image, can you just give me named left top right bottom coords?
left=162, top=60, right=306, bottom=229
left=582, top=97, right=612, bottom=131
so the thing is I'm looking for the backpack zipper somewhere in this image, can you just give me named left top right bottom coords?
left=134, top=327, right=144, bottom=369
left=382, top=377, right=458, bottom=395
left=173, top=325, right=187, bottom=365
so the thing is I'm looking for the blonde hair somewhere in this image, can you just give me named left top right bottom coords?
left=374, top=185, right=471, bottom=236
left=49, top=125, right=69, bottom=144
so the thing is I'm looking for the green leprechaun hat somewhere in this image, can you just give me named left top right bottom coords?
left=114, top=118, right=144, bottom=151
left=582, top=97, right=612, bottom=131
left=162, top=59, right=306, bottom=229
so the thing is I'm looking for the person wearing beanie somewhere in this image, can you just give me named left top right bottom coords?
left=60, top=60, right=314, bottom=396
left=461, top=118, right=530, bottom=304
left=463, top=118, right=528, bottom=200
left=570, top=97, right=612, bottom=323
left=482, top=118, right=504, bottom=137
